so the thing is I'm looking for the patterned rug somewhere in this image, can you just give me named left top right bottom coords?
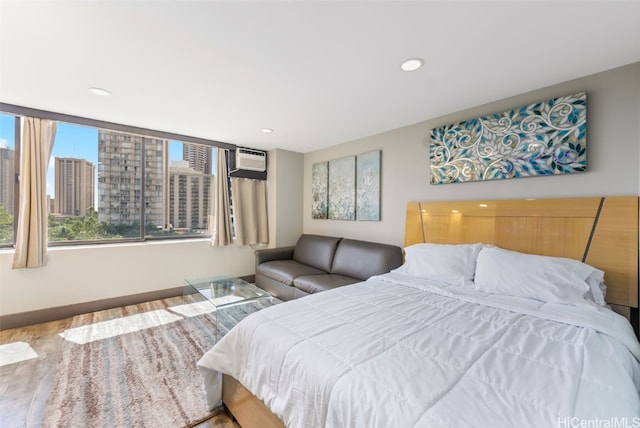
left=41, top=297, right=275, bottom=428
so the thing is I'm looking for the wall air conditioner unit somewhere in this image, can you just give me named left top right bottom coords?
left=236, top=147, right=267, bottom=172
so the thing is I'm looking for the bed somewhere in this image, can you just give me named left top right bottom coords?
left=197, top=196, right=640, bottom=428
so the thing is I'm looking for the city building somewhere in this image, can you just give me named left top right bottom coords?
left=168, top=160, right=212, bottom=231
left=53, top=157, right=95, bottom=216
left=97, top=130, right=168, bottom=228
left=0, top=146, right=14, bottom=215
left=183, top=143, right=212, bottom=175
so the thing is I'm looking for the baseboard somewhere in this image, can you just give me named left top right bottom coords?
left=0, top=274, right=256, bottom=330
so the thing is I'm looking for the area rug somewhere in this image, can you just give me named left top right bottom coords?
left=40, top=299, right=261, bottom=428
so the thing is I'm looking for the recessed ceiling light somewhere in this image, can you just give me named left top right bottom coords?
left=400, top=58, right=424, bottom=72
left=261, top=128, right=274, bottom=134
left=88, top=87, right=112, bottom=96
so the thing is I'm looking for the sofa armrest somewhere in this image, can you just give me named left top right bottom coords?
left=255, top=246, right=296, bottom=265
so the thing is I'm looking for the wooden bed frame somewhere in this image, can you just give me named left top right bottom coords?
left=404, top=196, right=638, bottom=308
left=222, top=374, right=285, bottom=428
left=220, top=196, right=639, bottom=428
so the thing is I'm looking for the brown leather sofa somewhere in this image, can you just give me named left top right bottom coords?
left=255, top=234, right=403, bottom=300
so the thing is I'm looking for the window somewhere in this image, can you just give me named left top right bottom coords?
left=0, top=109, right=220, bottom=247
left=162, top=142, right=214, bottom=237
left=0, top=113, right=16, bottom=246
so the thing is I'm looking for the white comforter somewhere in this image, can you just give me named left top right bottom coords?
left=197, top=273, right=640, bottom=428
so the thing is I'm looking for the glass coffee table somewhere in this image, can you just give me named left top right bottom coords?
left=183, top=275, right=275, bottom=338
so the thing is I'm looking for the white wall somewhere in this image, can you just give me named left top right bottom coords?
left=267, top=149, right=304, bottom=247
left=0, top=240, right=255, bottom=316
left=303, top=63, right=640, bottom=247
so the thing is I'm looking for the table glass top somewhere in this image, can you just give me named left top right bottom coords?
left=184, top=275, right=270, bottom=308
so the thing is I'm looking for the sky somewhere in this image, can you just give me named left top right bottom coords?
left=0, top=113, right=14, bottom=149
left=0, top=113, right=186, bottom=200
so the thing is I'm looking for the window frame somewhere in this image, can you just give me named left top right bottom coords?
left=0, top=103, right=234, bottom=248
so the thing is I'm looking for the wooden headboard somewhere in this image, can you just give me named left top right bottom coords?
left=404, top=196, right=639, bottom=308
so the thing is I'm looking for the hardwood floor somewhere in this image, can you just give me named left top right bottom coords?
left=0, top=296, right=239, bottom=428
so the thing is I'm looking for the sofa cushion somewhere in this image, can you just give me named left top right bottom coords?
left=331, top=238, right=403, bottom=281
left=255, top=273, right=296, bottom=301
left=257, top=260, right=326, bottom=286
left=293, top=287, right=311, bottom=299
left=293, top=274, right=360, bottom=294
left=293, top=234, right=342, bottom=272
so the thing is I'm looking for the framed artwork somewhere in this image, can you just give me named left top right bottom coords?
left=430, top=92, right=587, bottom=184
left=356, top=150, right=381, bottom=221
left=311, top=161, right=328, bottom=219
left=328, top=156, right=355, bottom=220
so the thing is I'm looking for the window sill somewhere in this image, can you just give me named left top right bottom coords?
left=0, top=237, right=213, bottom=254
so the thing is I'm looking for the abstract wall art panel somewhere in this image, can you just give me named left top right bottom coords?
left=429, top=92, right=587, bottom=184
left=311, top=161, right=328, bottom=219
left=328, top=156, right=356, bottom=220
left=356, top=150, right=381, bottom=221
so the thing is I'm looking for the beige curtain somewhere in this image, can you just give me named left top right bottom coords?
left=230, top=177, right=269, bottom=246
left=211, top=148, right=233, bottom=246
left=12, top=117, right=57, bottom=269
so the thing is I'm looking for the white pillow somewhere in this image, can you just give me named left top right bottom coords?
left=542, top=255, right=607, bottom=305
left=586, top=273, right=607, bottom=306
left=395, top=243, right=484, bottom=283
left=474, top=246, right=602, bottom=306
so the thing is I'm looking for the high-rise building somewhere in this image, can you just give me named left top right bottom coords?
left=0, top=146, right=14, bottom=215
left=53, top=157, right=95, bottom=216
left=183, top=143, right=212, bottom=175
left=97, top=131, right=168, bottom=228
left=168, top=160, right=212, bottom=231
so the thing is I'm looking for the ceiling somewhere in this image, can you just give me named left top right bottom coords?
left=1, top=1, right=639, bottom=153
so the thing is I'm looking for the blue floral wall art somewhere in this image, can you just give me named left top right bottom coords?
left=429, top=92, right=587, bottom=184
